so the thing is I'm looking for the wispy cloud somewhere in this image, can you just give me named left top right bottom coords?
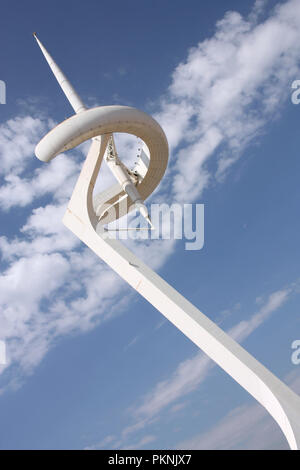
left=0, top=116, right=51, bottom=176
left=0, top=0, right=299, bottom=415
left=127, top=286, right=291, bottom=425
left=177, top=369, right=300, bottom=450
left=227, top=288, right=291, bottom=342
left=179, top=401, right=286, bottom=450
left=156, top=0, right=300, bottom=201
left=87, top=282, right=297, bottom=449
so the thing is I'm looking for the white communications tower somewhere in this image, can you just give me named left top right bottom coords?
left=33, top=34, right=300, bottom=449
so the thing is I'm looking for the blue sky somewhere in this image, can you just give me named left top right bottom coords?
left=0, top=0, right=300, bottom=450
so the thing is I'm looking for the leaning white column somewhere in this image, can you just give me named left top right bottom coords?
left=63, top=137, right=300, bottom=450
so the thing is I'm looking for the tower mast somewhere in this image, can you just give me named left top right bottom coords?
left=33, top=33, right=300, bottom=450
left=33, top=33, right=153, bottom=227
left=33, top=33, right=86, bottom=114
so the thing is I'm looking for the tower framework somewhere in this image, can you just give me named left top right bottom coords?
left=33, top=34, right=300, bottom=449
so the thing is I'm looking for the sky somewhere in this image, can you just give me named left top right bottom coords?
left=0, top=0, right=300, bottom=450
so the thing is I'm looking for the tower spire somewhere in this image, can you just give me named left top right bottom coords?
left=33, top=33, right=86, bottom=114
left=33, top=33, right=153, bottom=227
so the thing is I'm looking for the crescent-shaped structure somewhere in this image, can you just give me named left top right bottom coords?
left=33, top=34, right=300, bottom=450
left=35, top=105, right=168, bottom=224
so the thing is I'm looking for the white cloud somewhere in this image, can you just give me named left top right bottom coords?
left=129, top=286, right=292, bottom=425
left=87, top=283, right=297, bottom=449
left=0, top=237, right=129, bottom=385
left=0, top=252, right=70, bottom=373
left=0, top=115, right=134, bottom=385
left=85, top=434, right=116, bottom=450
left=120, top=434, right=156, bottom=450
left=177, top=370, right=300, bottom=450
left=0, top=0, right=300, bottom=439
left=179, top=402, right=285, bottom=450
left=228, top=288, right=290, bottom=342
left=155, top=0, right=300, bottom=201
left=0, top=197, right=129, bottom=386
left=0, top=153, right=80, bottom=210
left=132, top=352, right=211, bottom=421
left=0, top=116, right=51, bottom=176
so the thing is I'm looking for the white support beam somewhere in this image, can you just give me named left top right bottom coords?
left=63, top=136, right=300, bottom=450
left=33, top=34, right=300, bottom=450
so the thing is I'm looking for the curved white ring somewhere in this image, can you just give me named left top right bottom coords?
left=35, top=105, right=169, bottom=223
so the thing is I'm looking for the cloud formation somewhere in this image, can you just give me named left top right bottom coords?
left=0, top=2, right=300, bottom=446
left=156, top=0, right=300, bottom=201
left=87, top=282, right=297, bottom=449
left=177, top=369, right=300, bottom=450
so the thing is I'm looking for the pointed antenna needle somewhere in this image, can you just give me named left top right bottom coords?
left=33, top=33, right=86, bottom=114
